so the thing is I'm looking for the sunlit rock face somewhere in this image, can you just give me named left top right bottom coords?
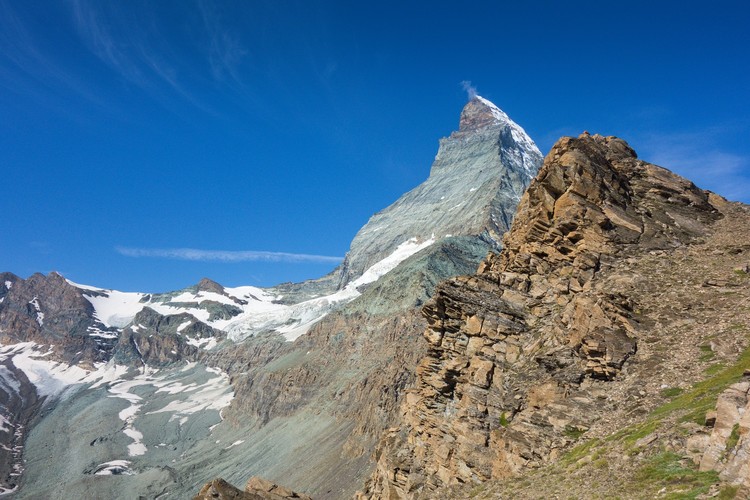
left=360, top=133, right=730, bottom=498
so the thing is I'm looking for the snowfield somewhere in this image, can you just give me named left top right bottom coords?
left=68, top=235, right=437, bottom=343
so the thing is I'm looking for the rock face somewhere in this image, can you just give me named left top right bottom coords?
left=338, top=96, right=541, bottom=285
left=193, top=476, right=312, bottom=500
left=0, top=271, right=115, bottom=365
left=198, top=97, right=541, bottom=497
left=361, top=133, right=725, bottom=498
left=689, top=377, right=750, bottom=489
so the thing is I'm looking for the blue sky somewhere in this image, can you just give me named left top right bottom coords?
left=2, top=1, right=749, bottom=292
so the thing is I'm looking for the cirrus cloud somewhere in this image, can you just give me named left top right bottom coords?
left=116, top=246, right=343, bottom=264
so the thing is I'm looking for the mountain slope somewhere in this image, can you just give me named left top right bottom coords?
left=0, top=96, right=542, bottom=498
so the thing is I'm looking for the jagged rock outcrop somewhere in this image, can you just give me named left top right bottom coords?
left=0, top=271, right=116, bottom=365
left=115, top=307, right=224, bottom=366
left=688, top=375, right=750, bottom=490
left=361, top=133, right=725, bottom=498
left=193, top=476, right=311, bottom=500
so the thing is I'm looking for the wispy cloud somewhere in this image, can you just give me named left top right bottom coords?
left=0, top=2, right=103, bottom=106
left=636, top=130, right=750, bottom=203
left=69, top=0, right=145, bottom=84
left=116, top=246, right=343, bottom=264
left=68, top=1, right=214, bottom=115
left=196, top=0, right=247, bottom=83
left=460, top=80, right=478, bottom=100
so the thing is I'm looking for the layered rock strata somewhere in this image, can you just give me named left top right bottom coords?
left=361, top=133, right=724, bottom=497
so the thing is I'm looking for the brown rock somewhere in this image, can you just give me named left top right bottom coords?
left=361, top=133, right=725, bottom=498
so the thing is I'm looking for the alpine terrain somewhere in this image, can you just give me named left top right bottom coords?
left=360, top=133, right=750, bottom=499
left=0, top=96, right=542, bottom=498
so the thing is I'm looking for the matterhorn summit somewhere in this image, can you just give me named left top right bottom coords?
left=338, top=95, right=543, bottom=285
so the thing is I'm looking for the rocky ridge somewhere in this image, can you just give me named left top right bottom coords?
left=193, top=476, right=312, bottom=500
left=360, top=133, right=741, bottom=498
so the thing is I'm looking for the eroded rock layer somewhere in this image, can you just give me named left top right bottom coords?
left=361, top=133, right=725, bottom=498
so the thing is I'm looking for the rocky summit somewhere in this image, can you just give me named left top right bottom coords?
left=360, top=134, right=750, bottom=499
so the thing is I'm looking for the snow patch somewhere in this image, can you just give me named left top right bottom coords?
left=80, top=289, right=146, bottom=328
left=185, top=337, right=217, bottom=350
left=93, top=460, right=133, bottom=476
left=28, top=297, right=44, bottom=326
left=3, top=281, right=11, bottom=290
left=225, top=439, right=244, bottom=449
left=102, top=364, right=234, bottom=458
left=225, top=236, right=435, bottom=342
left=1, top=343, right=91, bottom=397
left=123, top=428, right=146, bottom=457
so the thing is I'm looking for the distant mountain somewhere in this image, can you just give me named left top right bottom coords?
left=0, top=96, right=542, bottom=498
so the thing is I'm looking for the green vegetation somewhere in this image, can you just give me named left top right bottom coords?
left=651, top=343, right=750, bottom=423
left=661, top=387, right=684, bottom=398
left=725, top=423, right=741, bottom=454
left=559, top=438, right=602, bottom=467
left=563, top=425, right=587, bottom=440
left=718, top=485, right=739, bottom=499
left=499, top=412, right=510, bottom=427
left=635, top=451, right=719, bottom=499
left=705, top=363, right=726, bottom=375
left=552, top=341, right=750, bottom=496
left=699, top=344, right=715, bottom=362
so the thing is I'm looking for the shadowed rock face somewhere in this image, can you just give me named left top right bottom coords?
left=0, top=271, right=113, bottom=366
left=360, top=134, right=726, bottom=498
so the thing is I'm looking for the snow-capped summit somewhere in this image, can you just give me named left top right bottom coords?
left=338, top=95, right=543, bottom=285
left=458, top=95, right=513, bottom=131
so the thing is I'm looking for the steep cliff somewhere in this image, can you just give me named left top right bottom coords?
left=362, top=133, right=750, bottom=498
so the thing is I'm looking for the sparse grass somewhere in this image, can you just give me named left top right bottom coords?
left=651, top=342, right=750, bottom=422
left=592, top=456, right=609, bottom=469
left=718, top=485, right=739, bottom=499
left=560, top=437, right=602, bottom=467
left=499, top=412, right=509, bottom=427
left=634, top=451, right=719, bottom=499
left=726, top=423, right=741, bottom=453
left=661, top=387, right=684, bottom=398
left=699, top=344, right=715, bottom=362
left=467, top=483, right=487, bottom=497
left=584, top=344, right=750, bottom=472
left=563, top=425, right=587, bottom=440
left=705, top=363, right=726, bottom=376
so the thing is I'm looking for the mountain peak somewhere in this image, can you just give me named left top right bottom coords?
left=458, top=95, right=511, bottom=132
